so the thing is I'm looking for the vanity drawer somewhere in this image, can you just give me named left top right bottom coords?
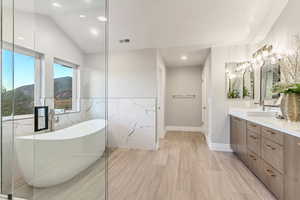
left=261, top=137, right=284, bottom=173
left=261, top=160, right=284, bottom=200
left=247, top=121, right=260, bottom=134
left=262, top=127, right=284, bottom=145
left=247, top=151, right=262, bottom=178
left=247, top=130, right=261, bottom=156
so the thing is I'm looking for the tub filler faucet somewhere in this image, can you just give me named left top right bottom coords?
left=49, top=109, right=59, bottom=131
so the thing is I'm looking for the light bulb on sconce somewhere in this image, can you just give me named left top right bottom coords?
left=229, top=74, right=237, bottom=79
left=287, top=50, right=295, bottom=56
left=262, top=50, right=269, bottom=58
left=275, top=54, right=282, bottom=60
left=257, top=54, right=263, bottom=61
left=270, top=57, right=277, bottom=64
left=250, top=59, right=256, bottom=64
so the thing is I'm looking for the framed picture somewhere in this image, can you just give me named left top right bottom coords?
left=34, top=106, right=49, bottom=132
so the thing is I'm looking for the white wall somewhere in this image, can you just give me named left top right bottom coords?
left=165, top=66, right=202, bottom=128
left=156, top=52, right=167, bottom=138
left=207, top=44, right=252, bottom=150
left=82, top=53, right=106, bottom=98
left=108, top=49, right=157, bottom=98
left=15, top=12, right=83, bottom=64
left=263, top=0, right=300, bottom=53
left=201, top=54, right=211, bottom=137
left=107, top=48, right=158, bottom=150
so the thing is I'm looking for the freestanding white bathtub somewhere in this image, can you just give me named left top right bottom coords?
left=15, top=119, right=106, bottom=188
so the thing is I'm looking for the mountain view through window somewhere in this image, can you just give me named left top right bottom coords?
left=53, top=63, right=73, bottom=111
left=2, top=49, right=35, bottom=116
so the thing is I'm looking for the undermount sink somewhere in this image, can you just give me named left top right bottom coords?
left=246, top=111, right=277, bottom=117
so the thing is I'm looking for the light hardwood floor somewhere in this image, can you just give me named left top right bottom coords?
left=108, top=131, right=276, bottom=200
left=13, top=131, right=275, bottom=200
left=13, top=157, right=106, bottom=200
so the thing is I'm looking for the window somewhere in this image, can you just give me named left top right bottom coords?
left=53, top=59, right=78, bottom=113
left=2, top=48, right=40, bottom=117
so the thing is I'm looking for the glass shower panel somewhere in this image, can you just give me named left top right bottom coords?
left=1, top=0, right=15, bottom=198
left=37, top=0, right=107, bottom=200
left=0, top=0, right=109, bottom=198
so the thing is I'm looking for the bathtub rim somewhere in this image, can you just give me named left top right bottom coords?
left=15, top=119, right=107, bottom=141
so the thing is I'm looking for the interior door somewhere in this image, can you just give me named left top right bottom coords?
left=201, top=64, right=208, bottom=136
left=157, top=66, right=165, bottom=140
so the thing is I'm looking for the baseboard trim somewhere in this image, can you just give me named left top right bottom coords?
left=165, top=126, right=204, bottom=132
left=208, top=142, right=233, bottom=152
left=0, top=194, right=26, bottom=200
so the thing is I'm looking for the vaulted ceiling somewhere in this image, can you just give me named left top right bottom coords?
left=109, top=0, right=287, bottom=51
left=14, top=0, right=287, bottom=58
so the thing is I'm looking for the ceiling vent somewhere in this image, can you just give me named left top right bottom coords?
left=119, top=38, right=130, bottom=43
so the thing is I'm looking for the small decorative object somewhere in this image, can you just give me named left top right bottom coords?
left=273, top=84, right=300, bottom=121
left=272, top=35, right=300, bottom=121
left=243, top=86, right=250, bottom=98
left=227, top=89, right=240, bottom=99
left=34, top=106, right=49, bottom=132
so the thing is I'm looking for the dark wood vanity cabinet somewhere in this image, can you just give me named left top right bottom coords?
left=230, top=116, right=247, bottom=163
left=284, top=135, right=300, bottom=200
left=230, top=116, right=291, bottom=200
left=230, top=115, right=300, bottom=200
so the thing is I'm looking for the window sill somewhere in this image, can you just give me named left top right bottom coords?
left=2, top=114, right=34, bottom=122
left=2, top=110, right=81, bottom=122
left=54, top=110, right=81, bottom=116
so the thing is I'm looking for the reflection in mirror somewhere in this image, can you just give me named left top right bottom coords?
left=226, top=62, right=254, bottom=100
left=226, top=63, right=243, bottom=99
left=261, top=61, right=281, bottom=100
left=242, top=66, right=254, bottom=99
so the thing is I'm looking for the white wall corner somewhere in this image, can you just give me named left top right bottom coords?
left=159, top=127, right=167, bottom=138
left=208, top=142, right=233, bottom=152
left=165, top=126, right=205, bottom=133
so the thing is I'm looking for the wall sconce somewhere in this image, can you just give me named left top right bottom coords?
left=252, top=44, right=283, bottom=65
left=235, top=61, right=252, bottom=73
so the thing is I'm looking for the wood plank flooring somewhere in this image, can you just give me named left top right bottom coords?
left=13, top=157, right=106, bottom=200
left=14, top=131, right=276, bottom=200
left=108, top=131, right=276, bottom=200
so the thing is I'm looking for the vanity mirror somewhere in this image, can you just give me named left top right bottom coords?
left=226, top=63, right=243, bottom=99
left=226, top=62, right=254, bottom=100
left=261, top=61, right=281, bottom=100
left=243, top=65, right=254, bottom=99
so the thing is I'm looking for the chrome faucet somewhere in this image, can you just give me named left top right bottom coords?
left=255, top=100, right=279, bottom=111
left=48, top=109, right=59, bottom=131
left=262, top=102, right=279, bottom=111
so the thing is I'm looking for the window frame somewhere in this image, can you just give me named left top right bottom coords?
left=53, top=58, right=80, bottom=114
left=2, top=43, right=42, bottom=120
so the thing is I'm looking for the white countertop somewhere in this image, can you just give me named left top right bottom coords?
left=229, top=109, right=300, bottom=138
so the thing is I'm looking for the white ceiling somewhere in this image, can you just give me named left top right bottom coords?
left=160, top=47, right=210, bottom=68
left=14, top=0, right=287, bottom=55
left=15, top=0, right=106, bottom=53
left=109, top=0, right=287, bottom=51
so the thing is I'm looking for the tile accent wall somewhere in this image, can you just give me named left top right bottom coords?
left=108, top=98, right=157, bottom=150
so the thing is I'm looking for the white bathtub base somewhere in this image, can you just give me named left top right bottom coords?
left=15, top=119, right=106, bottom=188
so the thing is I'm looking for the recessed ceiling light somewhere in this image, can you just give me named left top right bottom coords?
left=181, top=55, right=188, bottom=60
left=52, top=2, right=62, bottom=8
left=97, top=16, right=107, bottom=22
left=17, top=36, right=25, bottom=40
left=79, top=15, right=86, bottom=18
left=90, top=28, right=99, bottom=36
